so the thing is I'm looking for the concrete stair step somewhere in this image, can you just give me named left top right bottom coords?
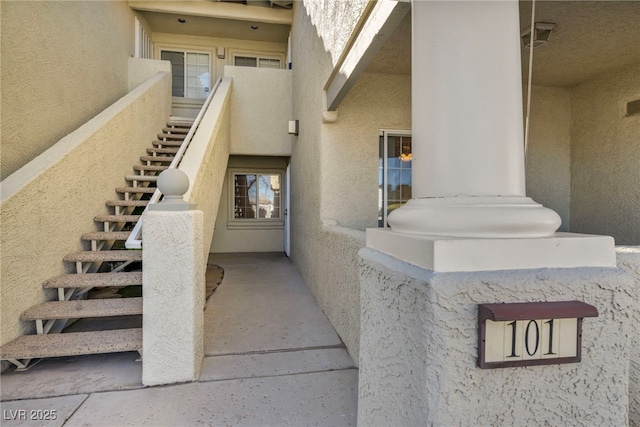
left=44, top=272, right=142, bottom=289
left=63, top=250, right=142, bottom=263
left=125, top=175, right=158, bottom=182
left=106, top=200, right=149, bottom=208
left=147, top=147, right=179, bottom=155
left=94, top=214, right=141, bottom=223
left=166, top=119, right=194, bottom=127
left=140, top=155, right=173, bottom=163
left=133, top=164, right=168, bottom=172
left=21, top=298, right=142, bottom=321
left=0, top=328, right=142, bottom=360
left=162, top=127, right=189, bottom=134
left=152, top=140, right=182, bottom=147
left=116, top=185, right=157, bottom=193
left=157, top=133, right=186, bottom=140
left=81, top=231, right=132, bottom=242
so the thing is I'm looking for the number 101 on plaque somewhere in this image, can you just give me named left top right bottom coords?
left=484, top=318, right=577, bottom=363
left=477, top=301, right=598, bottom=369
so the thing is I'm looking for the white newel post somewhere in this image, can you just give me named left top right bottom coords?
left=142, top=169, right=204, bottom=386
left=366, top=0, right=615, bottom=272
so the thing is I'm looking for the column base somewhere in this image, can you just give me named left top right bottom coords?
left=387, top=196, right=561, bottom=238
left=366, top=229, right=616, bottom=272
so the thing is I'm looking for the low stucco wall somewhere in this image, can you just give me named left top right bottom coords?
left=1, top=71, right=171, bottom=350
left=315, top=224, right=365, bottom=364
left=616, top=246, right=640, bottom=426
left=358, top=247, right=638, bottom=426
left=224, top=66, right=292, bottom=157
left=181, top=77, right=233, bottom=262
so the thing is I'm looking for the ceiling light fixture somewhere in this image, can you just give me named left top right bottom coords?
left=521, top=22, right=556, bottom=48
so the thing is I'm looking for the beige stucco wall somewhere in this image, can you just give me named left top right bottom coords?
left=525, top=85, right=572, bottom=231
left=1, top=71, right=171, bottom=350
left=180, top=78, right=233, bottom=262
left=1, top=1, right=135, bottom=180
left=358, top=248, right=637, bottom=425
left=616, top=246, right=640, bottom=426
left=289, top=0, right=370, bottom=364
left=211, top=156, right=288, bottom=253
left=224, top=66, right=293, bottom=156
left=570, top=64, right=640, bottom=245
left=323, top=72, right=411, bottom=230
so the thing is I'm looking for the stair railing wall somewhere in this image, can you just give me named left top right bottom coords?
left=125, top=77, right=226, bottom=251
left=0, top=71, right=172, bottom=351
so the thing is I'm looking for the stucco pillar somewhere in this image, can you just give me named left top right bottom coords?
left=366, top=0, right=615, bottom=271
left=142, top=170, right=204, bottom=386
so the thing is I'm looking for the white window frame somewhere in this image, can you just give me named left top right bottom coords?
left=379, top=129, right=412, bottom=227
left=227, top=169, right=285, bottom=230
left=159, top=48, right=212, bottom=99
left=229, top=50, right=285, bottom=69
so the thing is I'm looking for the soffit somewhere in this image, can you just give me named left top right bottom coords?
left=364, top=1, right=640, bottom=88
left=138, top=10, right=290, bottom=43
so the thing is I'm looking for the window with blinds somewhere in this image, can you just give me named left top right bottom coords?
left=160, top=50, right=210, bottom=99
left=234, top=56, right=282, bottom=69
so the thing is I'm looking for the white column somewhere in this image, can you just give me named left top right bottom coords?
left=387, top=0, right=560, bottom=238
left=366, top=0, right=616, bottom=272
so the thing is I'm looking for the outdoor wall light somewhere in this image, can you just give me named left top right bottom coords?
left=521, top=22, right=556, bottom=48
left=217, top=47, right=226, bottom=59
left=288, top=120, right=299, bottom=136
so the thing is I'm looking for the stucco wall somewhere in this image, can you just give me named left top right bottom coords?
left=224, top=66, right=293, bottom=157
left=1, top=0, right=135, bottom=180
left=358, top=247, right=637, bottom=426
left=180, top=78, right=233, bottom=262
left=1, top=72, right=171, bottom=350
left=616, top=246, right=640, bottom=426
left=211, top=156, right=288, bottom=253
left=526, top=85, right=572, bottom=231
left=289, top=0, right=369, bottom=364
left=322, top=72, right=411, bottom=230
left=570, top=64, right=640, bottom=245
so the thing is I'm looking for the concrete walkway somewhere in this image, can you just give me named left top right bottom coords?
left=0, top=253, right=358, bottom=426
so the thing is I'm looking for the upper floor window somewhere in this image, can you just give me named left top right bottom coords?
left=160, top=50, right=210, bottom=98
left=234, top=55, right=282, bottom=69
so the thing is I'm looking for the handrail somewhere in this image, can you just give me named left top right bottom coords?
left=125, top=77, right=223, bottom=249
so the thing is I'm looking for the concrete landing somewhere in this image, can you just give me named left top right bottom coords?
left=0, top=253, right=358, bottom=426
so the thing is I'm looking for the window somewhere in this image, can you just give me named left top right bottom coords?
left=160, top=50, right=210, bottom=98
left=234, top=55, right=282, bottom=69
left=378, top=131, right=412, bottom=227
left=233, top=173, right=282, bottom=220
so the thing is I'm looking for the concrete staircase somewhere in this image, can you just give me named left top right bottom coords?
left=0, top=119, right=194, bottom=370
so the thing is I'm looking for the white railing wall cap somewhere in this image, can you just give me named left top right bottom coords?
left=149, top=169, right=195, bottom=211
